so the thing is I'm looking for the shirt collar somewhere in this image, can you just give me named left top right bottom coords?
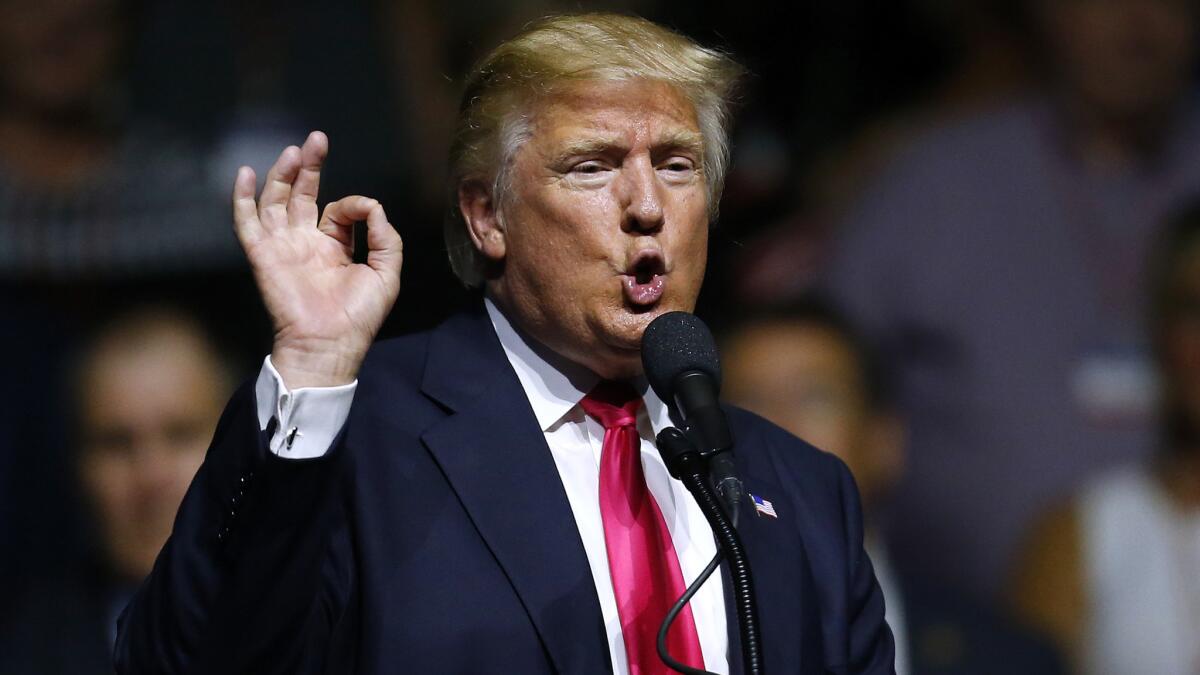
left=484, top=297, right=673, bottom=434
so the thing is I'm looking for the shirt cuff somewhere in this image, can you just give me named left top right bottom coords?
left=254, top=355, right=357, bottom=459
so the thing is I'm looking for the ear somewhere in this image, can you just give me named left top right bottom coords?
left=458, top=179, right=506, bottom=263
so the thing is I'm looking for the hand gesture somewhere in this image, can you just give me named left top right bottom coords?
left=233, top=131, right=403, bottom=388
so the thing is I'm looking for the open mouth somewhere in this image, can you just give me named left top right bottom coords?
left=622, top=251, right=667, bottom=308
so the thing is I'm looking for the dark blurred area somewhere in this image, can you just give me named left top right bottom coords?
left=2, top=0, right=1198, bottom=672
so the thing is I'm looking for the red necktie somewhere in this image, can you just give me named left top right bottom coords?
left=580, top=381, right=705, bottom=674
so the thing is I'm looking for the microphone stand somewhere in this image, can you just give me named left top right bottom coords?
left=656, top=427, right=764, bottom=675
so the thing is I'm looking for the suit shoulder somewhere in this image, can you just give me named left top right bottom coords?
left=345, top=330, right=444, bottom=443
left=724, top=405, right=849, bottom=495
left=725, top=405, right=842, bottom=471
left=359, top=330, right=435, bottom=390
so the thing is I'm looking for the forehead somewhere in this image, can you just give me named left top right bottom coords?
left=81, top=335, right=223, bottom=416
left=728, top=323, right=861, bottom=378
left=528, top=78, right=702, bottom=148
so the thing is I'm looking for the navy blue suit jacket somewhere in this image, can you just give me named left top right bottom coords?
left=114, top=305, right=894, bottom=673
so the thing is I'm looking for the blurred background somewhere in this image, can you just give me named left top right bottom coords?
left=2, top=0, right=1199, bottom=673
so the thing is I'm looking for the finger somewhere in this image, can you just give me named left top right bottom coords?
left=288, top=131, right=329, bottom=227
left=258, top=144, right=302, bottom=218
left=364, top=199, right=403, bottom=278
left=317, top=195, right=377, bottom=251
left=232, top=166, right=262, bottom=246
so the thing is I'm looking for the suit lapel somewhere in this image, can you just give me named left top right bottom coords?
left=721, top=444, right=811, bottom=673
left=419, top=306, right=611, bottom=673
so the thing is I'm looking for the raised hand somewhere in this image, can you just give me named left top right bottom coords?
left=233, top=131, right=403, bottom=388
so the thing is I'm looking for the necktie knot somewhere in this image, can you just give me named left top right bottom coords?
left=580, top=380, right=642, bottom=430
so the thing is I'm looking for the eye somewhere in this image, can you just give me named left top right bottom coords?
left=562, top=159, right=613, bottom=187
left=570, top=160, right=608, bottom=175
left=657, top=156, right=697, bottom=182
left=86, top=428, right=137, bottom=460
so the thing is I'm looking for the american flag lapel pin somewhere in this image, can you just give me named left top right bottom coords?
left=750, top=493, right=777, bottom=519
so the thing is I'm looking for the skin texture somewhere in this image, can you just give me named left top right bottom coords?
left=722, top=321, right=903, bottom=514
left=233, top=131, right=403, bottom=389
left=77, top=318, right=229, bottom=581
left=460, top=78, right=711, bottom=379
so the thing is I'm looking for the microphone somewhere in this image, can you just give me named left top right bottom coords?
left=642, top=311, right=744, bottom=522
left=644, top=315, right=764, bottom=675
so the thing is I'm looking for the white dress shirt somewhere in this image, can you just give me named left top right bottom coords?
left=866, top=534, right=909, bottom=675
left=254, top=298, right=729, bottom=674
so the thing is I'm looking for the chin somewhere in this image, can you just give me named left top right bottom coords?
left=589, top=345, right=644, bottom=379
left=583, top=294, right=695, bottom=375
left=611, top=306, right=660, bottom=339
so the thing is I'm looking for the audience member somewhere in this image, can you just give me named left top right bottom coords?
left=722, top=296, right=1065, bottom=675
left=823, top=0, right=1200, bottom=597
left=0, top=0, right=236, bottom=279
left=0, top=306, right=234, bottom=673
left=1011, top=199, right=1200, bottom=675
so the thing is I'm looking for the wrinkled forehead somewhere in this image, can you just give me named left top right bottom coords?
left=524, top=78, right=705, bottom=154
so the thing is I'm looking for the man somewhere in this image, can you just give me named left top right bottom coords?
left=722, top=298, right=1064, bottom=675
left=1010, top=199, right=1200, bottom=675
left=0, top=306, right=232, bottom=673
left=824, top=0, right=1200, bottom=598
left=115, top=14, right=894, bottom=674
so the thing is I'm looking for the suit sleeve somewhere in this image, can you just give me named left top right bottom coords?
left=256, top=356, right=356, bottom=460
left=113, top=381, right=356, bottom=674
left=832, top=457, right=897, bottom=674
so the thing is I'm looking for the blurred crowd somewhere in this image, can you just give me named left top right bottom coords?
left=3, top=0, right=1200, bottom=673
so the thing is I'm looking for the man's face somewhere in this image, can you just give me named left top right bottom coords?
left=724, top=323, right=871, bottom=466
left=0, top=0, right=124, bottom=114
left=1042, top=0, right=1195, bottom=120
left=723, top=321, right=902, bottom=511
left=78, top=330, right=226, bottom=581
left=479, top=78, right=710, bottom=379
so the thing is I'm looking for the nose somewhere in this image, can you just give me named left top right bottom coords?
left=131, top=441, right=177, bottom=503
left=618, top=156, right=664, bottom=233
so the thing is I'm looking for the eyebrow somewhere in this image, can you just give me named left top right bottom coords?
left=552, top=130, right=705, bottom=162
left=657, top=130, right=705, bottom=157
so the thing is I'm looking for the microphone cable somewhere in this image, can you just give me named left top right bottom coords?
left=655, top=428, right=763, bottom=675
left=656, top=549, right=723, bottom=675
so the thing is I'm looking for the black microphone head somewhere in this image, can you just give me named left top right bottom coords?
left=641, top=311, right=721, bottom=404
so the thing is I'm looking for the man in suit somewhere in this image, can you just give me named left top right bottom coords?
left=115, top=14, right=894, bottom=674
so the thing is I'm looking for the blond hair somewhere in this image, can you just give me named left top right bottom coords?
left=445, top=13, right=744, bottom=287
